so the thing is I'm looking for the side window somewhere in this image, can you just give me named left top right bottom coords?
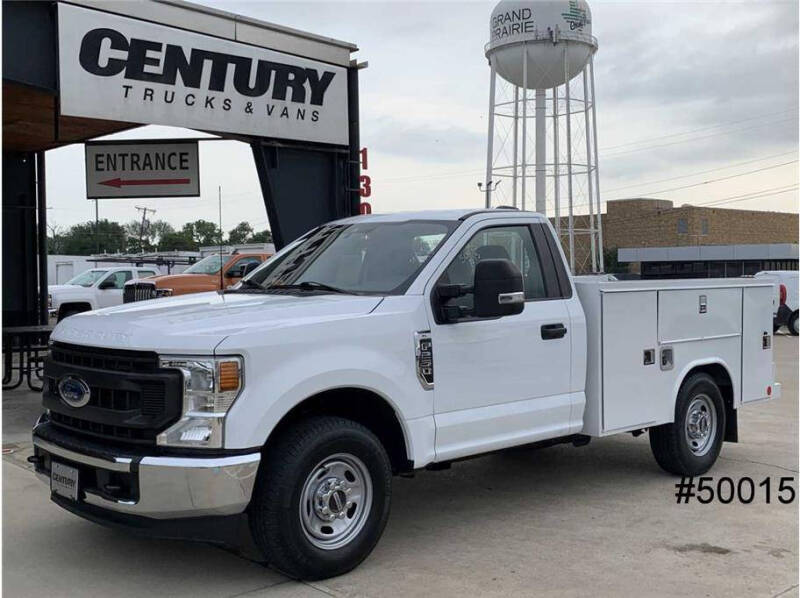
left=138, top=270, right=157, bottom=278
left=439, top=226, right=547, bottom=312
left=103, top=270, right=132, bottom=289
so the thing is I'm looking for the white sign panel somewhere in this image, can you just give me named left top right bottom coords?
left=85, top=140, right=200, bottom=199
left=58, top=4, right=349, bottom=145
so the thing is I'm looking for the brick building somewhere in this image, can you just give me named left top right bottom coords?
left=555, top=198, right=799, bottom=276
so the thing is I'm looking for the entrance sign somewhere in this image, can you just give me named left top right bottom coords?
left=85, top=140, right=200, bottom=199
left=58, top=4, right=349, bottom=145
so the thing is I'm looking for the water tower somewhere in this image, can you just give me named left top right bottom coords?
left=484, top=0, right=603, bottom=273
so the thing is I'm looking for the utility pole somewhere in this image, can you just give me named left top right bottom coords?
left=135, top=206, right=155, bottom=253
left=218, top=186, right=224, bottom=291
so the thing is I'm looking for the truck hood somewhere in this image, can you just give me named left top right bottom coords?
left=136, top=273, right=212, bottom=287
left=48, top=284, right=90, bottom=299
left=50, top=291, right=384, bottom=353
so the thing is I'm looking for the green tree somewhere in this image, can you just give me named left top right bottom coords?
left=60, top=220, right=127, bottom=255
left=228, top=221, right=254, bottom=244
left=159, top=230, right=197, bottom=251
left=182, top=220, right=221, bottom=247
left=248, top=229, right=273, bottom=244
left=603, top=247, right=626, bottom=274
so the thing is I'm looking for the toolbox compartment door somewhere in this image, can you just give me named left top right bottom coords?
left=657, top=288, right=742, bottom=342
left=741, top=285, right=774, bottom=403
left=601, top=290, right=663, bottom=432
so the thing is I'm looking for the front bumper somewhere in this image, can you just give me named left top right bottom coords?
left=32, top=422, right=260, bottom=520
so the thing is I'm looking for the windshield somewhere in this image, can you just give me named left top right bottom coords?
left=184, top=254, right=228, bottom=275
left=66, top=269, right=108, bottom=287
left=247, top=220, right=457, bottom=295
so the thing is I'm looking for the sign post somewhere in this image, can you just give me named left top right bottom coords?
left=85, top=140, right=200, bottom=199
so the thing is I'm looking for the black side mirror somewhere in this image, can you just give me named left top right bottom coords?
left=473, top=259, right=525, bottom=318
left=98, top=280, right=116, bottom=290
left=241, top=262, right=260, bottom=277
left=226, top=268, right=243, bottom=279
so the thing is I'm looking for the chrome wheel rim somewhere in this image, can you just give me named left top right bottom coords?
left=299, top=453, right=372, bottom=550
left=684, top=394, right=717, bottom=457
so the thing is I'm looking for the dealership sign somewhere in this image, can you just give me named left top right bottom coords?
left=58, top=4, right=348, bottom=145
left=85, top=140, right=200, bottom=199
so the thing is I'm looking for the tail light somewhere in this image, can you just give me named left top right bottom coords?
left=779, top=284, right=787, bottom=305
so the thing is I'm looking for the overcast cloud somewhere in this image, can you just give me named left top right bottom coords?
left=45, top=0, right=798, bottom=233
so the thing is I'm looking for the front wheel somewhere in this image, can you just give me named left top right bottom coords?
left=249, top=416, right=392, bottom=580
left=649, top=373, right=726, bottom=476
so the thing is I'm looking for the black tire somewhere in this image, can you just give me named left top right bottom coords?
left=789, top=311, right=799, bottom=336
left=773, top=323, right=782, bottom=334
left=248, top=416, right=392, bottom=580
left=649, top=373, right=726, bottom=476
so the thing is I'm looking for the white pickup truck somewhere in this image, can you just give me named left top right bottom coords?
left=49, top=266, right=159, bottom=321
left=32, top=209, right=779, bottom=580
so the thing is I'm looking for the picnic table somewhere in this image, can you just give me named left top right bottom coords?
left=2, top=325, right=53, bottom=392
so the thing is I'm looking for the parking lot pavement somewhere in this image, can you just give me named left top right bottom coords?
left=3, top=335, right=798, bottom=597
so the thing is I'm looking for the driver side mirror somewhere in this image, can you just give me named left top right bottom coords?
left=473, top=259, right=525, bottom=318
left=241, top=262, right=260, bottom=277
left=98, top=280, right=116, bottom=290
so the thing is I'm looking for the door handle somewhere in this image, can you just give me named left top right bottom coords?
left=541, top=323, right=567, bottom=340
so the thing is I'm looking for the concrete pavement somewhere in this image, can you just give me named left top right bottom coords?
left=3, top=335, right=798, bottom=597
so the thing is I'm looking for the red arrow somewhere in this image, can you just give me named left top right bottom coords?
left=99, top=177, right=191, bottom=188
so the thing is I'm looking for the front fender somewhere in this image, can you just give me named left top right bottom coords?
left=223, top=343, right=432, bottom=455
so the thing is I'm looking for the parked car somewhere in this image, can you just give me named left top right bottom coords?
left=33, top=209, right=779, bottom=580
left=123, top=252, right=270, bottom=302
left=48, top=266, right=159, bottom=321
left=755, top=270, right=799, bottom=335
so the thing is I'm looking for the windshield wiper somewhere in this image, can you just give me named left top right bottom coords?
left=267, top=281, right=351, bottom=294
left=223, top=278, right=266, bottom=293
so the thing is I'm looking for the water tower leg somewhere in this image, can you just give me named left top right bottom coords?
left=583, top=67, right=597, bottom=273
left=563, top=49, right=575, bottom=273
left=552, top=86, right=560, bottom=239
left=521, top=44, right=528, bottom=211
left=589, top=55, right=604, bottom=272
left=535, top=89, right=546, bottom=214
left=484, top=58, right=497, bottom=208
left=512, top=86, right=519, bottom=208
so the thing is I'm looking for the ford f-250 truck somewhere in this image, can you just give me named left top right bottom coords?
left=32, top=209, right=780, bottom=580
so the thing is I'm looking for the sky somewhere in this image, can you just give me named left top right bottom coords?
left=45, top=0, right=799, bottom=235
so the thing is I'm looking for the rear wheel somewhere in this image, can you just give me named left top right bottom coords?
left=249, top=416, right=392, bottom=580
left=789, top=311, right=799, bottom=336
left=649, top=373, right=726, bottom=476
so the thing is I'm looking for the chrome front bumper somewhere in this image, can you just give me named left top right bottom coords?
left=32, top=433, right=260, bottom=520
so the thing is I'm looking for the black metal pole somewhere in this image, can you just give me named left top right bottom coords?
left=347, top=64, right=361, bottom=216
left=36, top=151, right=48, bottom=325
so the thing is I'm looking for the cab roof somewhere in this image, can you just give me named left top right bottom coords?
left=335, top=208, right=546, bottom=225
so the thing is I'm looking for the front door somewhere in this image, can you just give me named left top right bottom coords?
left=96, top=270, right=131, bottom=308
left=427, top=223, right=573, bottom=461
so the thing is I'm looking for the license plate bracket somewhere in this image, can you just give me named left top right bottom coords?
left=51, top=461, right=79, bottom=502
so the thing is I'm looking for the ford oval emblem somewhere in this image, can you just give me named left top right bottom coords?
left=57, top=375, right=91, bottom=408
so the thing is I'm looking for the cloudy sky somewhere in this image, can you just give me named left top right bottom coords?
left=46, top=0, right=799, bottom=234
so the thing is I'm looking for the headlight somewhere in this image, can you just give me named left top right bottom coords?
left=157, top=356, right=243, bottom=448
left=155, top=288, right=173, bottom=298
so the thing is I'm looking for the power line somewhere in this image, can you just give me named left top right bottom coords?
left=603, top=116, right=798, bottom=159
left=580, top=150, right=796, bottom=198
left=605, top=160, right=797, bottom=200
left=599, top=108, right=798, bottom=151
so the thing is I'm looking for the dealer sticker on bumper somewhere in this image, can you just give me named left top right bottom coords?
left=51, top=461, right=79, bottom=501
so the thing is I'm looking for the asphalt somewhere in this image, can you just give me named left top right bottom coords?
left=3, top=334, right=798, bottom=597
